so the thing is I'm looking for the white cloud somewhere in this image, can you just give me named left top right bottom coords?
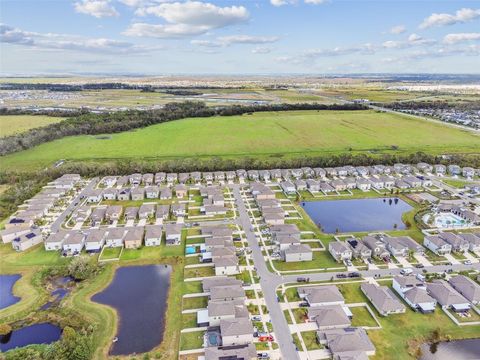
left=419, top=8, right=480, bottom=29
left=390, top=25, right=406, bottom=34
left=443, top=32, right=480, bottom=44
left=126, top=1, right=249, bottom=38
left=191, top=35, right=279, bottom=48
left=252, top=46, right=272, bottom=54
left=382, top=33, right=435, bottom=49
left=74, top=0, right=119, bottom=18
left=304, top=0, right=328, bottom=4
left=270, top=0, right=292, bottom=6
left=0, top=23, right=159, bottom=54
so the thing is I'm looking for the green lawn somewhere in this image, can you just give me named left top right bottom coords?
left=272, top=251, right=342, bottom=272
left=350, top=306, right=378, bottom=327
left=2, top=110, right=479, bottom=171
left=182, top=296, right=208, bottom=310
left=0, top=115, right=64, bottom=137
left=301, top=331, right=323, bottom=350
left=179, top=331, right=204, bottom=351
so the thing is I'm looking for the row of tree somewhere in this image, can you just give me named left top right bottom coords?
left=378, top=100, right=480, bottom=111
left=0, top=101, right=367, bottom=156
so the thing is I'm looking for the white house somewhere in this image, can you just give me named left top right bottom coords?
left=423, top=235, right=452, bottom=255
left=145, top=225, right=162, bottom=246
left=62, top=232, right=86, bottom=254
left=393, top=276, right=436, bottom=313
left=85, top=229, right=106, bottom=252
left=105, top=228, right=125, bottom=247
left=11, top=230, right=43, bottom=251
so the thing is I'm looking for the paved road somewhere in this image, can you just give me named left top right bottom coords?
left=230, top=183, right=480, bottom=360
left=232, top=185, right=301, bottom=360
left=50, top=178, right=99, bottom=232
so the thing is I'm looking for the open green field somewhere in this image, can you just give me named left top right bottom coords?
left=1, top=110, right=479, bottom=172
left=0, top=115, right=64, bottom=137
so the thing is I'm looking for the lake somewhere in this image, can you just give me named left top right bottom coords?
left=301, top=198, right=412, bottom=233
left=420, top=339, right=480, bottom=359
left=92, top=265, right=172, bottom=355
left=0, top=323, right=62, bottom=352
left=0, top=274, right=21, bottom=309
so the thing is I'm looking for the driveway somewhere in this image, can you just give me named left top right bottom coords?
left=395, top=256, right=412, bottom=268
left=463, top=252, right=479, bottom=264
left=413, top=254, right=433, bottom=267
left=444, top=253, right=461, bottom=265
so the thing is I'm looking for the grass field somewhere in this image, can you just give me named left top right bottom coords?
left=2, top=110, right=479, bottom=172
left=0, top=115, right=64, bottom=137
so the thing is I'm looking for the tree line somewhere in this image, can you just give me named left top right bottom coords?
left=378, top=100, right=480, bottom=111
left=0, top=101, right=367, bottom=156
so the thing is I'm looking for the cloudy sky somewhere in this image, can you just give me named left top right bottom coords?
left=1, top=0, right=480, bottom=75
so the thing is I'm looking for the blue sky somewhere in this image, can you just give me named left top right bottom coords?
left=1, top=0, right=480, bottom=74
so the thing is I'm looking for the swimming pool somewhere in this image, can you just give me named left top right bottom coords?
left=424, top=213, right=467, bottom=229
left=185, top=246, right=196, bottom=255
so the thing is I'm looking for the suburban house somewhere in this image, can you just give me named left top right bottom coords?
left=356, top=178, right=371, bottom=191
left=174, top=184, right=188, bottom=198
left=329, top=241, right=353, bottom=262
left=331, top=179, right=347, bottom=192
left=319, top=182, right=335, bottom=194
left=463, top=167, right=475, bottom=179
left=101, top=176, right=117, bottom=187
left=142, top=173, right=154, bottom=185
left=145, top=186, right=160, bottom=199
left=131, top=187, right=144, bottom=201
left=105, top=228, right=125, bottom=247
left=166, top=173, right=178, bottom=183
left=202, top=277, right=242, bottom=293
left=11, top=230, right=43, bottom=251
left=1, top=227, right=31, bottom=244
left=448, top=275, right=480, bottom=305
left=144, top=225, right=163, bottom=246
left=102, top=188, right=117, bottom=200
left=124, top=227, right=144, bottom=249
left=308, top=305, right=352, bottom=330
left=117, top=188, right=131, bottom=201
left=393, top=276, right=436, bottom=313
left=306, top=179, right=320, bottom=192
left=171, top=203, right=187, bottom=217
left=124, top=207, right=138, bottom=221
left=154, top=172, right=166, bottom=184
left=438, top=232, right=469, bottom=253
left=346, top=238, right=372, bottom=259
left=90, top=207, right=106, bottom=226
left=434, top=164, right=446, bottom=175
left=426, top=280, right=470, bottom=312
left=105, top=205, right=122, bottom=223
left=448, top=164, right=461, bottom=175
left=139, top=204, right=155, bottom=219
left=156, top=205, right=170, bottom=221
left=317, top=327, right=375, bottom=359
left=361, top=283, right=406, bottom=316
left=383, top=236, right=424, bottom=257
left=213, top=255, right=239, bottom=276
left=203, top=301, right=248, bottom=327
left=314, top=168, right=327, bottom=178
left=295, top=179, right=307, bottom=191
left=298, top=286, right=345, bottom=307
left=165, top=223, right=182, bottom=245
left=160, top=188, right=172, bottom=200
left=283, top=244, right=313, bottom=262
left=178, top=173, right=189, bottom=183
left=423, top=235, right=452, bottom=255
left=85, top=229, right=106, bottom=252
left=457, top=233, right=480, bottom=252
left=62, top=232, right=86, bottom=254
left=204, top=344, right=256, bottom=360
left=280, top=181, right=296, bottom=195
left=129, top=173, right=142, bottom=186
left=370, top=178, right=385, bottom=190
left=87, top=189, right=103, bottom=203
left=45, top=231, right=68, bottom=251
left=219, top=318, right=254, bottom=346
left=403, top=176, right=422, bottom=188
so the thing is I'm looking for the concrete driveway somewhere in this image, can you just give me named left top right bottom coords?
left=394, top=256, right=412, bottom=268
left=413, top=254, right=433, bottom=267
left=444, top=253, right=461, bottom=265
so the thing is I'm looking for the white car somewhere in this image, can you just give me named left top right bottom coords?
left=464, top=260, right=472, bottom=265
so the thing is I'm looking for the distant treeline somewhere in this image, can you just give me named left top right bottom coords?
left=0, top=83, right=251, bottom=91
left=378, top=100, right=480, bottom=111
left=0, top=108, right=90, bottom=117
left=0, top=101, right=366, bottom=156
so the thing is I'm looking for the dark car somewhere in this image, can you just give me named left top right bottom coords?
left=415, top=264, right=425, bottom=268
left=297, top=277, right=309, bottom=283
left=299, top=302, right=309, bottom=307
left=336, top=273, right=347, bottom=278
left=348, top=272, right=361, bottom=278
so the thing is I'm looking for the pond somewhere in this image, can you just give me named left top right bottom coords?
left=40, top=276, right=74, bottom=310
left=301, top=197, right=412, bottom=233
left=92, top=265, right=171, bottom=355
left=420, top=339, right=480, bottom=359
left=0, top=323, right=62, bottom=352
left=0, top=274, right=21, bottom=309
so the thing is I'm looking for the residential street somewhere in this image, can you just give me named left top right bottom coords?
left=230, top=183, right=480, bottom=360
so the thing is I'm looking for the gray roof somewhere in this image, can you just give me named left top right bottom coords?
left=202, top=277, right=242, bottom=292
left=106, top=227, right=125, bottom=240
left=204, top=343, right=256, bottom=360
left=298, top=285, right=344, bottom=305
left=361, top=283, right=405, bottom=314
left=124, top=227, right=144, bottom=241
left=285, top=244, right=312, bottom=255
left=404, top=287, right=435, bottom=304
left=308, top=305, right=351, bottom=328
left=449, top=275, right=480, bottom=303
left=323, top=328, right=375, bottom=356
left=220, top=318, right=253, bottom=337
left=145, top=225, right=163, bottom=239
left=427, top=280, right=469, bottom=307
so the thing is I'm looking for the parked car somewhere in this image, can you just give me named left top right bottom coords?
left=415, top=264, right=424, bottom=269
left=251, top=315, right=262, bottom=321
left=345, top=259, right=352, bottom=266
left=299, top=302, right=309, bottom=307
left=464, top=260, right=472, bottom=265
left=257, top=353, right=270, bottom=359
left=297, top=277, right=309, bottom=283
left=336, top=273, right=347, bottom=279
left=348, top=272, right=361, bottom=278
left=400, top=268, right=413, bottom=275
